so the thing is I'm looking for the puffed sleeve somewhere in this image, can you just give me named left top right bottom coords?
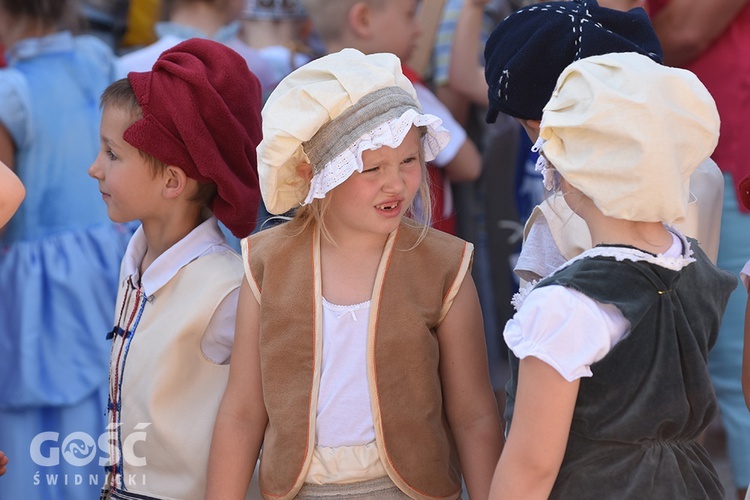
left=504, top=284, right=629, bottom=382
left=0, top=68, right=31, bottom=149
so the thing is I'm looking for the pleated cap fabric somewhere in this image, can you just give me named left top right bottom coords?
left=257, top=48, right=449, bottom=215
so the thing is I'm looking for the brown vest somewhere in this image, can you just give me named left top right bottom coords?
left=244, top=219, right=472, bottom=500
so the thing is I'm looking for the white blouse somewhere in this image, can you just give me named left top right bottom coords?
left=506, top=230, right=689, bottom=382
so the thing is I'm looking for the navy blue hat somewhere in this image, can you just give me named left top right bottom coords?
left=484, top=0, right=663, bottom=122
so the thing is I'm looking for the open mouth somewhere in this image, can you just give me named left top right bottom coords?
left=376, top=202, right=399, bottom=211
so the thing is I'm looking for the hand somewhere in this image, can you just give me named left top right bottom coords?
left=0, top=450, right=8, bottom=476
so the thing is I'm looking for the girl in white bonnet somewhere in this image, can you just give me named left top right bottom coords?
left=490, top=52, right=737, bottom=499
left=207, top=48, right=502, bottom=500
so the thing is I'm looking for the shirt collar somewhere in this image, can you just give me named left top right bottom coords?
left=566, top=226, right=695, bottom=273
left=6, top=31, right=74, bottom=65
left=121, top=216, right=229, bottom=296
left=154, top=21, right=240, bottom=43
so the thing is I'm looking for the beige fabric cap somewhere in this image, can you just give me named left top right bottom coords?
left=258, top=48, right=448, bottom=215
left=540, top=52, right=720, bottom=224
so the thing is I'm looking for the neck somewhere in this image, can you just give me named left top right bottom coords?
left=139, top=208, right=205, bottom=275
left=0, top=16, right=57, bottom=47
left=239, top=19, right=299, bottom=49
left=170, top=4, right=229, bottom=37
left=588, top=215, right=672, bottom=255
left=319, top=226, right=389, bottom=305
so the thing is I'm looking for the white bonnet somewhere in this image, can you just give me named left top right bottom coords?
left=539, top=52, right=720, bottom=224
left=258, top=48, right=449, bottom=215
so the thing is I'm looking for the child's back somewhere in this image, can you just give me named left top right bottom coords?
left=506, top=237, right=735, bottom=497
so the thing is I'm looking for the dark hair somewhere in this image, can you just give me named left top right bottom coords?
left=100, top=79, right=218, bottom=207
left=0, top=0, right=68, bottom=25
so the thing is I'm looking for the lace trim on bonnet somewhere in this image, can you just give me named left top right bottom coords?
left=304, top=110, right=449, bottom=204
left=511, top=227, right=696, bottom=311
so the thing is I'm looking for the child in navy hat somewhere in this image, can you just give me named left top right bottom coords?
left=483, top=0, right=725, bottom=284
left=89, top=37, right=262, bottom=500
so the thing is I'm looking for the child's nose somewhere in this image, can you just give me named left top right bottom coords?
left=87, top=157, right=101, bottom=179
left=382, top=168, right=405, bottom=192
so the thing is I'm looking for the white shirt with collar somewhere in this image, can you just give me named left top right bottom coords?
left=120, top=216, right=239, bottom=364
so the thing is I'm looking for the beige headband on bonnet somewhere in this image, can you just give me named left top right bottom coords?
left=257, top=48, right=450, bottom=215
left=538, top=52, right=720, bottom=225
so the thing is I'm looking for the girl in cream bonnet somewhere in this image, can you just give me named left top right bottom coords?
left=491, top=52, right=738, bottom=499
left=208, top=48, right=503, bottom=500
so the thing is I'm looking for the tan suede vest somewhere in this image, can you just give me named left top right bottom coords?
left=107, top=250, right=242, bottom=499
left=243, top=219, right=473, bottom=500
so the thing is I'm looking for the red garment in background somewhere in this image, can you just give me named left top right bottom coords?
left=647, top=0, right=750, bottom=211
left=402, top=64, right=457, bottom=234
left=0, top=45, right=6, bottom=67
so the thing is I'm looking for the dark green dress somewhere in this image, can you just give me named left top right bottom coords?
left=505, top=238, right=737, bottom=499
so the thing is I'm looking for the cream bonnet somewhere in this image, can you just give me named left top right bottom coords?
left=257, top=48, right=450, bottom=215
left=539, top=52, right=720, bottom=224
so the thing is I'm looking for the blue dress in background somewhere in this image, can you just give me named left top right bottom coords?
left=0, top=31, right=133, bottom=499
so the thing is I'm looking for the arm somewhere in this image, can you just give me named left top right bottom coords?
left=448, top=0, right=490, bottom=106
left=0, top=159, right=24, bottom=228
left=648, top=0, right=750, bottom=66
left=489, top=356, right=579, bottom=499
left=743, top=293, right=750, bottom=411
left=438, top=273, right=503, bottom=500
left=413, top=83, right=482, bottom=183
left=206, top=279, right=268, bottom=499
left=0, top=124, right=15, bottom=168
left=442, top=138, right=482, bottom=183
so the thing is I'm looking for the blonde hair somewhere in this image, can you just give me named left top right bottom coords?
left=300, top=0, right=386, bottom=43
left=291, top=126, right=432, bottom=247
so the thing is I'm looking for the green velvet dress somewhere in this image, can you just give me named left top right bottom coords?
left=505, top=239, right=737, bottom=499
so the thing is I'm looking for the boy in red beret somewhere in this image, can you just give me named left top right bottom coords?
left=88, top=37, right=262, bottom=500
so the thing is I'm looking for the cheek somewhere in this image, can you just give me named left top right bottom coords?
left=405, top=167, right=423, bottom=193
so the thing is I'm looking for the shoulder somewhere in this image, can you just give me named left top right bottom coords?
left=537, top=253, right=656, bottom=321
left=246, top=218, right=305, bottom=257
left=117, top=38, right=176, bottom=77
left=391, top=224, right=474, bottom=295
left=72, top=34, right=115, bottom=62
left=398, top=223, right=472, bottom=260
left=681, top=236, right=737, bottom=294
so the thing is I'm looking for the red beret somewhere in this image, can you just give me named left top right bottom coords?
left=740, top=175, right=750, bottom=211
left=124, top=38, right=262, bottom=238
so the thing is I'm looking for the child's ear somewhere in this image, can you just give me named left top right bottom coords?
left=162, top=165, right=190, bottom=199
left=516, top=118, right=542, bottom=141
left=348, top=2, right=373, bottom=38
left=296, top=162, right=314, bottom=183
